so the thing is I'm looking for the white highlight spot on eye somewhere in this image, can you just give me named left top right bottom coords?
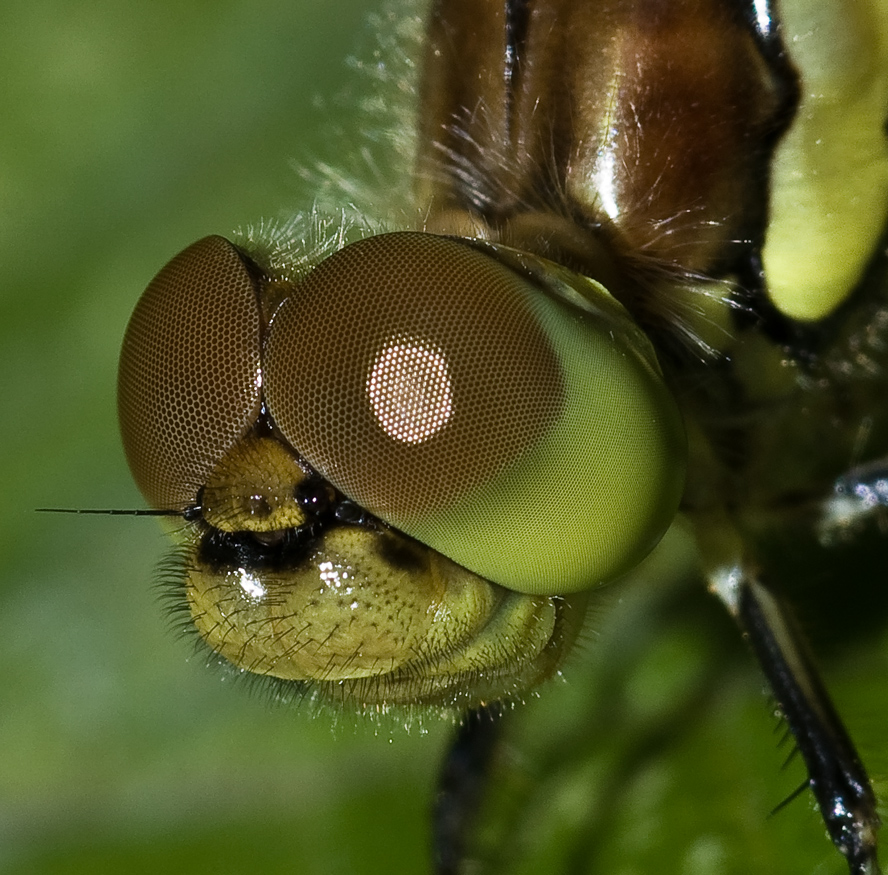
left=367, top=337, right=453, bottom=444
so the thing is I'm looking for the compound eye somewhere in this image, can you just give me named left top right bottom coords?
left=118, top=236, right=263, bottom=510
left=264, top=232, right=686, bottom=594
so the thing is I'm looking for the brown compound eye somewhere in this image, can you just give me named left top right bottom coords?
left=263, top=232, right=686, bottom=596
left=118, top=236, right=263, bottom=511
left=265, top=232, right=565, bottom=523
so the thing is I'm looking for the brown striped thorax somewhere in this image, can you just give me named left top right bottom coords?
left=118, top=0, right=888, bottom=713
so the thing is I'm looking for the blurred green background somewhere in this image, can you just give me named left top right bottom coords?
left=2, top=2, right=887, bottom=874
left=1, top=3, right=444, bottom=874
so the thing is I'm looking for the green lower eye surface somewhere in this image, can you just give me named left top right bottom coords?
left=407, top=277, right=687, bottom=595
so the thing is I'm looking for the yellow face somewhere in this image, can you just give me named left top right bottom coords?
left=118, top=231, right=685, bottom=709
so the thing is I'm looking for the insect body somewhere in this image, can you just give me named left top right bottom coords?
left=117, top=0, right=888, bottom=871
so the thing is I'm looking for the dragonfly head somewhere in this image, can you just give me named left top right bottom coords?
left=118, top=230, right=686, bottom=708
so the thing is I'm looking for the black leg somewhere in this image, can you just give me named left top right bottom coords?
left=433, top=704, right=504, bottom=875
left=735, top=574, right=881, bottom=875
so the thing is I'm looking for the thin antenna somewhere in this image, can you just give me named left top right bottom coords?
left=36, top=508, right=184, bottom=517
